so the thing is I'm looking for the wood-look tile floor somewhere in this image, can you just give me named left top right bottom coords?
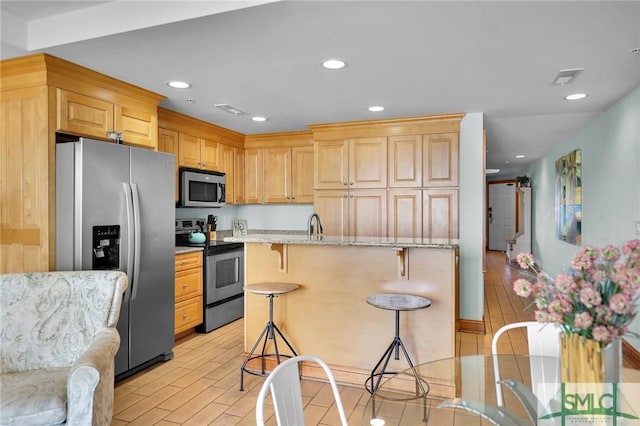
left=110, top=251, right=541, bottom=425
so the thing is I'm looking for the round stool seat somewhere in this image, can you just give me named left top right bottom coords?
left=245, top=282, right=300, bottom=295
left=367, top=293, right=431, bottom=311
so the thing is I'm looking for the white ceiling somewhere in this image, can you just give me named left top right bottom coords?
left=2, top=1, right=639, bottom=176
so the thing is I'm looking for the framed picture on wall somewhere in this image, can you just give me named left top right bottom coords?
left=555, top=149, right=582, bottom=245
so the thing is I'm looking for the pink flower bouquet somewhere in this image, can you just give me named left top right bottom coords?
left=513, top=240, right=640, bottom=345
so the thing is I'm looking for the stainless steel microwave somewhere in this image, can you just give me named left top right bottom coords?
left=178, top=167, right=226, bottom=208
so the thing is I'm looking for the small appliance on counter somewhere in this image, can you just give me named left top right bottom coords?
left=176, top=218, right=245, bottom=333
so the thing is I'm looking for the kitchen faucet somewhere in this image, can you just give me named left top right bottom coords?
left=307, top=213, right=323, bottom=239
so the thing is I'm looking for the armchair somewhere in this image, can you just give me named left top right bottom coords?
left=0, top=271, right=128, bottom=426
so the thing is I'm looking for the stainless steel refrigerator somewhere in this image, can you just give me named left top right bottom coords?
left=56, top=138, right=175, bottom=379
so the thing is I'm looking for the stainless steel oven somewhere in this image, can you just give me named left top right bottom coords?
left=176, top=218, right=244, bottom=333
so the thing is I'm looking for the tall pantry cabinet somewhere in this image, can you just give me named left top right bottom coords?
left=310, top=115, right=463, bottom=239
left=0, top=53, right=165, bottom=273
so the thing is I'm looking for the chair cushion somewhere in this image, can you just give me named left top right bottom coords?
left=0, top=368, right=69, bottom=425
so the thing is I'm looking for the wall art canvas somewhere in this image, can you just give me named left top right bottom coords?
left=555, top=149, right=582, bottom=245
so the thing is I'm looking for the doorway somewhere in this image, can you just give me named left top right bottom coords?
left=487, top=181, right=516, bottom=251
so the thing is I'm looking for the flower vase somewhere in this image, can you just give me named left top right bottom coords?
left=560, top=332, right=622, bottom=384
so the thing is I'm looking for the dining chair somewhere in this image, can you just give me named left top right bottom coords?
left=491, top=321, right=561, bottom=424
left=255, top=354, right=348, bottom=426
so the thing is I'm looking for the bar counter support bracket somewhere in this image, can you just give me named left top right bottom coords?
left=267, top=243, right=288, bottom=273
left=395, top=247, right=409, bottom=280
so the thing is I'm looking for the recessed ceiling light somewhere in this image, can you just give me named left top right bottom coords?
left=485, top=168, right=500, bottom=174
left=564, top=93, right=588, bottom=101
left=251, top=116, right=267, bottom=122
left=368, top=106, right=384, bottom=112
left=515, top=155, right=526, bottom=159
left=321, top=59, right=347, bottom=70
left=167, top=81, right=190, bottom=89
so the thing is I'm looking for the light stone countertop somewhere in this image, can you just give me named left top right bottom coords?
left=175, top=246, right=205, bottom=255
left=223, top=233, right=458, bottom=249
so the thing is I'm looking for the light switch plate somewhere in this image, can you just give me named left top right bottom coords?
left=636, top=220, right=640, bottom=235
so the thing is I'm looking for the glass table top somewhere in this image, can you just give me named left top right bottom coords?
left=361, top=354, right=640, bottom=425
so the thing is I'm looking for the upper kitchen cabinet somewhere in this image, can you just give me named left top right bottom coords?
left=388, top=135, right=422, bottom=188
left=423, top=132, right=459, bottom=187
left=245, top=131, right=314, bottom=204
left=57, top=89, right=159, bottom=149
left=178, top=134, right=219, bottom=171
left=218, top=144, right=235, bottom=204
left=244, top=148, right=264, bottom=204
left=0, top=53, right=165, bottom=273
left=158, top=128, right=180, bottom=202
left=234, top=148, right=246, bottom=204
left=313, top=137, right=387, bottom=189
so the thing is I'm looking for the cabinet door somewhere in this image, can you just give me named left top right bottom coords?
left=263, top=147, right=291, bottom=203
left=57, top=89, right=113, bottom=140
left=315, top=140, right=348, bottom=189
left=388, top=135, right=422, bottom=188
left=200, top=138, right=219, bottom=171
left=234, top=148, right=245, bottom=204
left=349, top=137, right=387, bottom=188
left=291, top=146, right=314, bottom=203
left=423, top=189, right=459, bottom=239
left=423, top=133, right=459, bottom=187
left=178, top=133, right=201, bottom=168
left=114, top=105, right=158, bottom=149
left=218, top=144, right=235, bottom=204
left=244, top=148, right=263, bottom=204
left=349, top=189, right=387, bottom=237
left=158, top=128, right=179, bottom=202
left=313, top=190, right=348, bottom=237
left=388, top=190, right=422, bottom=238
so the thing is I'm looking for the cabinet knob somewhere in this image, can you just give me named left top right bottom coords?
left=286, top=196, right=291, bottom=200
left=349, top=195, right=354, bottom=198
left=343, top=182, right=348, bottom=186
left=349, top=182, right=353, bottom=185
left=343, top=194, right=348, bottom=198
left=182, top=314, right=189, bottom=319
left=291, top=196, right=295, bottom=200
left=182, top=283, right=188, bottom=289
left=181, top=260, right=187, bottom=265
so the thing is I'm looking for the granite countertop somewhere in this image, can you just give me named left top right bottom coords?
left=223, top=233, right=458, bottom=249
left=175, top=246, right=205, bottom=255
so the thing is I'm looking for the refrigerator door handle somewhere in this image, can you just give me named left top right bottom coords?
left=131, top=182, right=142, bottom=302
left=122, top=182, right=134, bottom=304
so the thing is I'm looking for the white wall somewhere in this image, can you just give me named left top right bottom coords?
left=527, top=86, right=640, bottom=350
left=459, top=113, right=485, bottom=321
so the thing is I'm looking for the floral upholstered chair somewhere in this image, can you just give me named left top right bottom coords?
left=0, top=271, right=128, bottom=426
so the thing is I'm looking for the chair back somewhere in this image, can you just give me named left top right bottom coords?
left=0, top=271, right=128, bottom=372
left=256, top=354, right=348, bottom=426
left=491, top=321, right=561, bottom=407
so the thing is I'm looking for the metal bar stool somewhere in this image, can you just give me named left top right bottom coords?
left=366, top=293, right=431, bottom=421
left=239, top=282, right=299, bottom=391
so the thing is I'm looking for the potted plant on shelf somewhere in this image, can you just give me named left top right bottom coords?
left=515, top=175, right=530, bottom=187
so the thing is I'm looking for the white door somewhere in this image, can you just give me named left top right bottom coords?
left=488, top=182, right=516, bottom=251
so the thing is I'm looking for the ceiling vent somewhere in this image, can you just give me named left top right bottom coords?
left=214, top=104, right=246, bottom=115
left=551, top=68, right=583, bottom=86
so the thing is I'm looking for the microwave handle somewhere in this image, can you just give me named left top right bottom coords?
left=220, top=182, right=226, bottom=203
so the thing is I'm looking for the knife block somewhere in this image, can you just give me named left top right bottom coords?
left=208, top=231, right=217, bottom=241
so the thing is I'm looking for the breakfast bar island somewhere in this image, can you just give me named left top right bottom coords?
left=225, top=234, right=459, bottom=392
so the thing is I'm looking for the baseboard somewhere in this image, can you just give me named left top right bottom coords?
left=622, top=339, right=640, bottom=369
left=457, top=318, right=486, bottom=334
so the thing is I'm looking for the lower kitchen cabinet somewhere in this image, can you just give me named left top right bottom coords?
left=174, top=251, right=203, bottom=335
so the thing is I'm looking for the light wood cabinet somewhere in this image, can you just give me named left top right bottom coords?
left=388, top=189, right=422, bottom=238
left=234, top=148, right=245, bottom=204
left=244, top=148, right=263, bottom=204
left=57, top=89, right=158, bottom=149
left=263, top=146, right=314, bottom=203
left=158, top=128, right=179, bottom=202
left=423, top=189, right=459, bottom=239
left=423, top=132, right=459, bottom=187
left=218, top=144, right=235, bottom=204
left=178, top=134, right=219, bottom=171
left=314, top=137, right=387, bottom=189
left=313, top=189, right=387, bottom=237
left=174, top=251, right=203, bottom=335
left=388, top=135, right=422, bottom=188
